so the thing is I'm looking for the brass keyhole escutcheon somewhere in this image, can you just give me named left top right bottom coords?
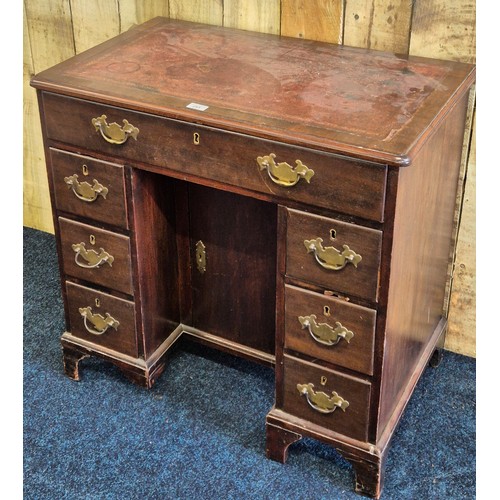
left=195, top=240, right=206, bottom=273
left=95, top=298, right=100, bottom=308
left=82, top=164, right=89, bottom=176
left=320, top=376, right=328, bottom=386
left=89, top=234, right=96, bottom=245
left=324, top=305, right=331, bottom=317
left=193, top=132, right=200, bottom=145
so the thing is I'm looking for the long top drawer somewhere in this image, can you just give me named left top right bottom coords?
left=42, top=92, right=387, bottom=222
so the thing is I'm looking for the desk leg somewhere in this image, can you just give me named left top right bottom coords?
left=62, top=344, right=90, bottom=381
left=265, top=422, right=302, bottom=463
left=338, top=449, right=386, bottom=499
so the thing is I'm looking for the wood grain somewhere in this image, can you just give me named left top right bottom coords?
left=409, top=0, right=476, bottom=63
left=118, top=0, right=170, bottom=32
left=286, top=209, right=383, bottom=303
left=69, top=0, right=120, bottom=53
left=189, top=184, right=277, bottom=355
left=24, top=0, right=75, bottom=73
left=409, top=0, right=476, bottom=358
left=49, top=148, right=128, bottom=229
left=169, top=0, right=223, bottom=25
left=281, top=0, right=344, bottom=43
left=378, top=95, right=469, bottom=435
left=65, top=280, right=138, bottom=357
left=281, top=354, right=371, bottom=442
left=447, top=113, right=476, bottom=357
left=23, top=2, right=53, bottom=232
left=344, top=0, right=413, bottom=53
left=284, top=284, right=376, bottom=375
left=58, top=216, right=134, bottom=295
left=224, top=0, right=280, bottom=34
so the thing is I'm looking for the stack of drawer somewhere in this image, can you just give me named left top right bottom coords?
left=49, top=148, right=138, bottom=359
left=276, top=159, right=385, bottom=443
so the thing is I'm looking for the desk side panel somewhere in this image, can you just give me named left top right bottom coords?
left=377, top=93, right=469, bottom=437
left=129, top=169, right=181, bottom=359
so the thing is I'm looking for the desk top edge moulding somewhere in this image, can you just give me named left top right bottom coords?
left=31, top=17, right=475, bottom=499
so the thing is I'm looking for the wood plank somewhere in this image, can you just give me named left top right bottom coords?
left=118, top=0, right=170, bottom=32
left=69, top=0, right=120, bottom=53
left=443, top=87, right=475, bottom=316
left=169, top=0, right=223, bottom=25
left=281, top=0, right=344, bottom=43
left=409, top=0, right=476, bottom=63
left=446, top=114, right=476, bottom=357
left=24, top=0, right=75, bottom=73
left=409, top=0, right=476, bottom=357
left=344, top=0, right=412, bottom=53
left=224, top=0, right=280, bottom=34
left=23, top=2, right=53, bottom=232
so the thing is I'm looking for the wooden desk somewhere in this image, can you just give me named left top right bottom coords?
left=31, top=18, right=475, bottom=498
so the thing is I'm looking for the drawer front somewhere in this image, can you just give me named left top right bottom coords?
left=66, top=281, right=138, bottom=357
left=282, top=355, right=370, bottom=441
left=42, top=92, right=387, bottom=222
left=59, top=217, right=133, bottom=295
left=284, top=285, right=376, bottom=375
left=286, top=209, right=382, bottom=302
left=50, top=148, right=128, bottom=228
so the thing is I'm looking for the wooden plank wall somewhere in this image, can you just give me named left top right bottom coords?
left=23, top=0, right=476, bottom=356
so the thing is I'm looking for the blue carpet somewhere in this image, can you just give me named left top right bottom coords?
left=23, top=227, right=475, bottom=499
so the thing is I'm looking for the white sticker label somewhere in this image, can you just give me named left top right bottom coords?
left=186, top=102, right=209, bottom=111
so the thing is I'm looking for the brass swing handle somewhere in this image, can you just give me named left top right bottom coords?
left=71, top=242, right=114, bottom=269
left=304, top=237, right=362, bottom=271
left=64, top=174, right=108, bottom=202
left=257, top=153, right=314, bottom=187
left=297, top=383, right=349, bottom=414
left=298, top=314, right=354, bottom=346
left=79, top=306, right=120, bottom=335
left=92, top=114, right=139, bottom=145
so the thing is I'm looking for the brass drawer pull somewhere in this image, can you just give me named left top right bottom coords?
left=64, top=174, right=108, bottom=202
left=297, top=383, right=349, bottom=413
left=72, top=242, right=114, bottom=268
left=257, top=153, right=314, bottom=187
left=298, top=314, right=354, bottom=346
left=304, top=237, right=362, bottom=270
left=79, top=306, right=120, bottom=335
left=92, top=114, right=139, bottom=144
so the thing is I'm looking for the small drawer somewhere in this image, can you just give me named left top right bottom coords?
left=284, top=285, right=376, bottom=375
left=66, top=281, right=138, bottom=357
left=282, top=355, right=371, bottom=441
left=58, top=217, right=133, bottom=295
left=286, top=209, right=382, bottom=302
left=42, top=92, right=387, bottom=222
left=50, top=148, right=128, bottom=228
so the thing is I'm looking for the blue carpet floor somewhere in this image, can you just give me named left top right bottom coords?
left=23, top=227, right=475, bottom=499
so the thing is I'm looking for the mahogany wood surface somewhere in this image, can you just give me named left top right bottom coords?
left=49, top=148, right=128, bottom=229
left=129, top=170, right=181, bottom=359
left=31, top=17, right=475, bottom=166
left=281, top=354, right=371, bottom=442
left=65, top=281, right=138, bottom=357
left=41, top=92, right=387, bottom=222
left=58, top=216, right=133, bottom=295
left=377, top=94, right=469, bottom=437
left=189, top=184, right=277, bottom=355
left=286, top=208, right=383, bottom=302
left=284, top=284, right=376, bottom=375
